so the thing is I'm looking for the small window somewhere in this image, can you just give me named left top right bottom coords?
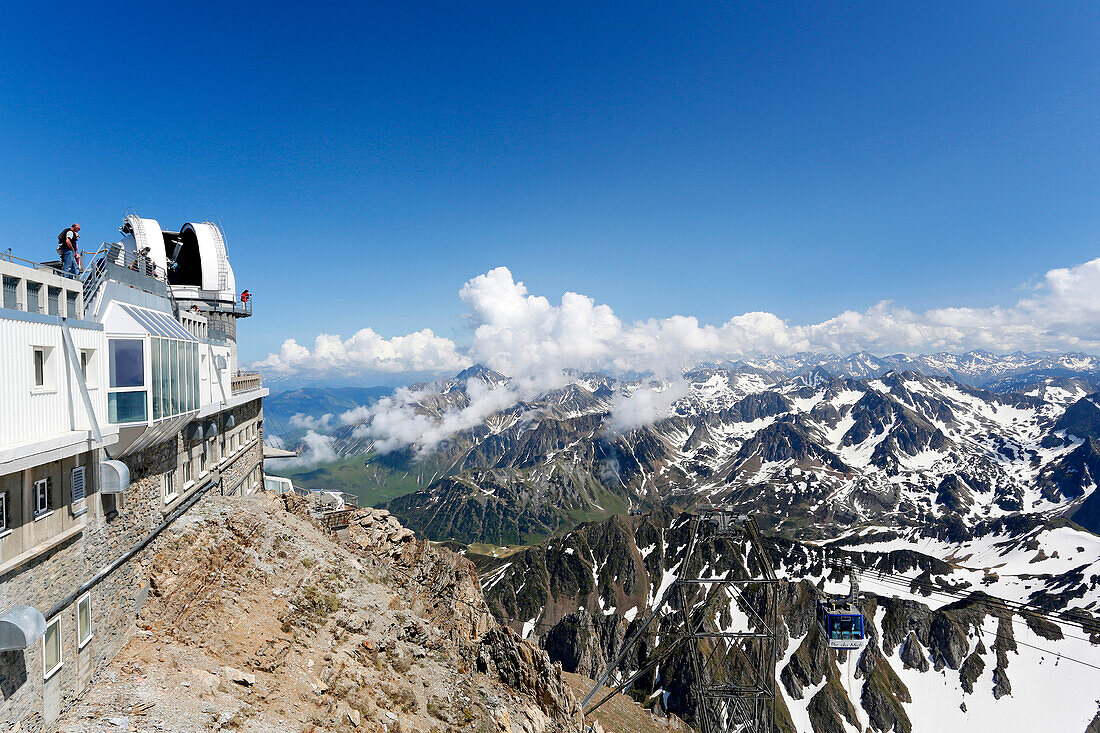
left=33, top=348, right=45, bottom=387
left=43, top=617, right=62, bottom=679
left=2, top=275, right=19, bottom=310
left=182, top=454, right=192, bottom=485
left=66, top=290, right=79, bottom=317
left=27, top=282, right=41, bottom=313
left=200, top=446, right=208, bottom=474
left=77, top=594, right=92, bottom=648
left=71, top=466, right=86, bottom=514
left=0, top=492, right=8, bottom=533
left=164, top=469, right=176, bottom=502
left=34, top=478, right=52, bottom=518
left=80, top=350, right=95, bottom=386
left=47, top=286, right=61, bottom=316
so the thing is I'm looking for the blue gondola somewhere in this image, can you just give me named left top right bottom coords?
left=816, top=600, right=866, bottom=650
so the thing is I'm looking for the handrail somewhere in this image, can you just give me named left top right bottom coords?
left=1, top=248, right=69, bottom=278
left=81, top=243, right=182, bottom=315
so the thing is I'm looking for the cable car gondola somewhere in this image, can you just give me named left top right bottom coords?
left=817, top=599, right=866, bottom=650
left=816, top=566, right=867, bottom=650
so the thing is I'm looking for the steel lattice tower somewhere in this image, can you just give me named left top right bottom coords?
left=581, top=510, right=778, bottom=733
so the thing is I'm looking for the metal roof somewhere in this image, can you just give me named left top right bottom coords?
left=119, top=304, right=197, bottom=341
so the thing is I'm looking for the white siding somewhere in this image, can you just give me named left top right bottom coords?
left=0, top=317, right=107, bottom=450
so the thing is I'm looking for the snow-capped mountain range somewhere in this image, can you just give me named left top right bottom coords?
left=320, top=354, right=1100, bottom=545
left=274, top=351, right=1100, bottom=731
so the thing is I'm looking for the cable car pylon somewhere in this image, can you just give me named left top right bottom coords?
left=580, top=510, right=779, bottom=733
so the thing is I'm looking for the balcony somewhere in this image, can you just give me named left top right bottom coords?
left=231, top=371, right=263, bottom=395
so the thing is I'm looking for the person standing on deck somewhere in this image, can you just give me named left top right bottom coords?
left=57, top=223, right=81, bottom=278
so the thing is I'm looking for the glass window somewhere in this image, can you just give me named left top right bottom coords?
left=181, top=342, right=192, bottom=412
left=34, top=478, right=51, bottom=517
left=0, top=492, right=8, bottom=532
left=159, top=339, right=170, bottom=418
left=189, top=342, right=198, bottom=410
left=27, top=282, right=40, bottom=313
left=33, top=348, right=45, bottom=387
left=109, top=340, right=144, bottom=388
left=43, top=618, right=62, bottom=679
left=66, top=290, right=78, bottom=317
left=182, top=453, right=192, bottom=485
left=169, top=341, right=180, bottom=415
left=164, top=469, right=176, bottom=501
left=108, top=391, right=148, bottom=423
left=151, top=339, right=162, bottom=420
left=77, top=594, right=92, bottom=648
left=2, top=276, right=18, bottom=310
left=47, top=287, right=60, bottom=316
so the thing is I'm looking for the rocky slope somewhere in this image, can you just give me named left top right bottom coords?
left=53, top=492, right=592, bottom=733
left=478, top=510, right=1100, bottom=733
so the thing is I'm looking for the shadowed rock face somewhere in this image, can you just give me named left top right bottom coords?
left=480, top=510, right=1097, bottom=733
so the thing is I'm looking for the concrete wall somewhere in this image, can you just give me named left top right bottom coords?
left=0, top=396, right=264, bottom=731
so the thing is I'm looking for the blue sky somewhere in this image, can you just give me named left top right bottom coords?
left=3, top=2, right=1100, bottom=375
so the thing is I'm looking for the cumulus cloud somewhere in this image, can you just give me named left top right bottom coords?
left=257, top=327, right=468, bottom=379
left=255, top=258, right=1100, bottom=452
left=258, top=258, right=1100, bottom=384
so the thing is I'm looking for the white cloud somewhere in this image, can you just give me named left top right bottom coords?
left=279, top=430, right=339, bottom=468
left=290, top=412, right=334, bottom=431
left=605, top=379, right=690, bottom=435
left=256, top=258, right=1100, bottom=382
left=346, top=379, right=530, bottom=455
left=256, top=327, right=468, bottom=379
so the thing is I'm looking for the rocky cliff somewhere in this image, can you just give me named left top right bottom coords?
left=480, top=510, right=1100, bottom=733
left=53, top=493, right=587, bottom=733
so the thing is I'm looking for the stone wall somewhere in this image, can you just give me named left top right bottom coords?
left=0, top=397, right=265, bottom=731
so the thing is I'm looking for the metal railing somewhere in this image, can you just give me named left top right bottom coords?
left=231, top=371, right=263, bottom=394
left=289, top=485, right=360, bottom=511
left=1, top=248, right=68, bottom=278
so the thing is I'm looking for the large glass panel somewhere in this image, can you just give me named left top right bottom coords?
left=151, top=338, right=162, bottom=420
left=190, top=343, right=199, bottom=410
left=180, top=342, right=190, bottom=413
left=160, top=340, right=170, bottom=417
left=169, top=340, right=180, bottom=415
left=108, top=391, right=148, bottom=423
left=109, top=340, right=144, bottom=388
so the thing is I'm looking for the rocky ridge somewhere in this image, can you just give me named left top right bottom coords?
left=53, top=492, right=597, bottom=733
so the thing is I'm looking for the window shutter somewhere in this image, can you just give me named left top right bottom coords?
left=71, top=466, right=86, bottom=510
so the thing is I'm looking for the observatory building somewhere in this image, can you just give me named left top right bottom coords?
left=0, top=215, right=267, bottom=729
